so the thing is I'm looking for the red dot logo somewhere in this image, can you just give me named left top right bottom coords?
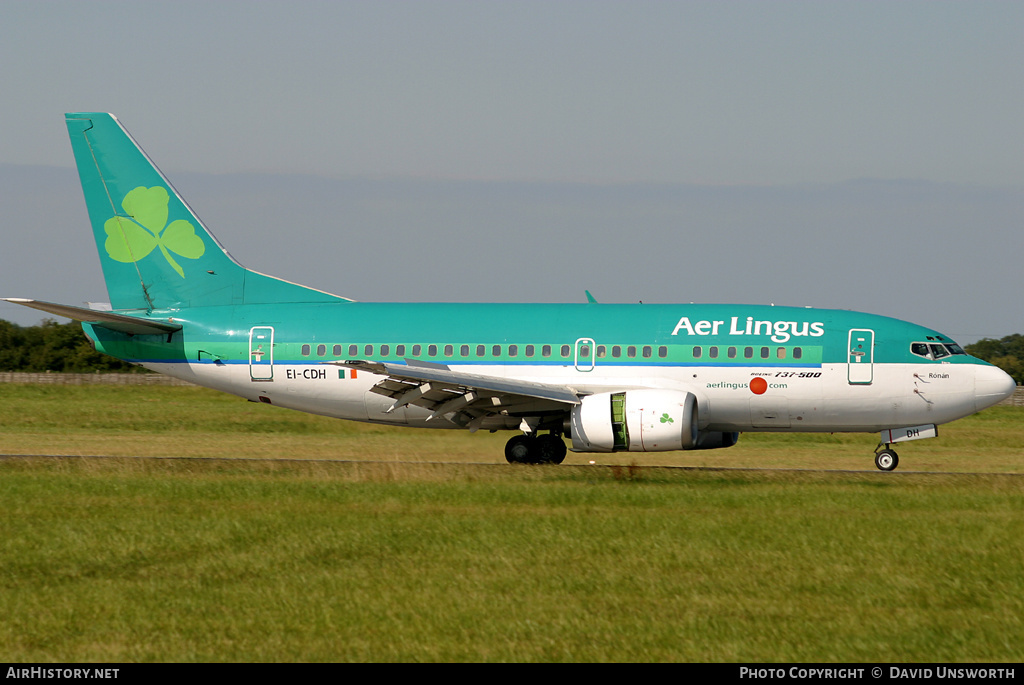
left=750, top=377, right=768, bottom=395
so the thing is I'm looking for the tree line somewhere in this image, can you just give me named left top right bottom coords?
left=963, top=334, right=1024, bottom=386
left=0, top=319, right=141, bottom=373
left=0, top=318, right=1021, bottom=384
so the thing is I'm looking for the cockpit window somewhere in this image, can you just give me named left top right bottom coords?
left=912, top=341, right=967, bottom=360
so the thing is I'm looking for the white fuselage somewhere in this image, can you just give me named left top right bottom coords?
left=144, top=356, right=1002, bottom=434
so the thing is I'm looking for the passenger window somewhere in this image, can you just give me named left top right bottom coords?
left=627, top=346, right=636, bottom=358
left=445, top=345, right=454, bottom=357
left=597, top=345, right=606, bottom=358
left=793, top=347, right=802, bottom=360
left=777, top=348, right=786, bottom=359
left=412, top=344, right=422, bottom=356
left=658, top=346, right=667, bottom=358
left=492, top=345, right=501, bottom=357
left=301, top=344, right=311, bottom=356
left=642, top=346, right=652, bottom=358
left=693, top=346, right=702, bottom=359
left=349, top=344, right=358, bottom=357
left=560, top=345, right=570, bottom=358
left=508, top=344, right=518, bottom=357
left=542, top=345, right=552, bottom=357
left=612, top=345, right=621, bottom=358
left=526, top=345, right=535, bottom=357
left=396, top=344, right=406, bottom=357
left=380, top=344, right=390, bottom=357
left=460, top=344, right=469, bottom=357
left=317, top=344, right=326, bottom=356
left=710, top=346, right=719, bottom=359
left=428, top=344, right=437, bottom=357
left=760, top=347, right=769, bottom=359
left=728, top=347, right=737, bottom=359
left=744, top=347, right=753, bottom=359
left=364, top=344, right=374, bottom=356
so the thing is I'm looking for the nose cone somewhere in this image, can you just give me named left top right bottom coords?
left=975, top=364, right=1017, bottom=411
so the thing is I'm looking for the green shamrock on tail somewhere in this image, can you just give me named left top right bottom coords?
left=660, top=413, right=674, bottom=424
left=104, top=186, right=205, bottom=278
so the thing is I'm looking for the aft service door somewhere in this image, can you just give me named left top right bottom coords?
left=847, top=328, right=874, bottom=385
left=249, top=326, right=275, bottom=381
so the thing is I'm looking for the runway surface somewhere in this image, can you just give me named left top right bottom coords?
left=3, top=452, right=1022, bottom=477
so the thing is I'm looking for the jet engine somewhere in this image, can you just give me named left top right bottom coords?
left=570, top=389, right=740, bottom=453
left=570, top=389, right=699, bottom=452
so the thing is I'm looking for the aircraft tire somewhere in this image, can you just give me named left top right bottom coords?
left=874, top=449, right=899, bottom=472
left=505, top=435, right=537, bottom=464
left=536, top=434, right=567, bottom=464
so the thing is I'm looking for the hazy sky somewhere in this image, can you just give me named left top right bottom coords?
left=1, top=1, right=1022, bottom=343
left=3, top=1, right=1022, bottom=185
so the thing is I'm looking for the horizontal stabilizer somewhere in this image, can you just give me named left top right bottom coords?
left=2, top=298, right=181, bottom=336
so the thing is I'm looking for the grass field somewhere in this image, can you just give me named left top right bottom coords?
left=1, top=385, right=1022, bottom=662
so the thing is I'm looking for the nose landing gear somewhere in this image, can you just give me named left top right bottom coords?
left=874, top=446, right=899, bottom=471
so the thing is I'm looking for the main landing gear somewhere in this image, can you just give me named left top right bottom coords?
left=874, top=445, right=899, bottom=472
left=505, top=433, right=568, bottom=464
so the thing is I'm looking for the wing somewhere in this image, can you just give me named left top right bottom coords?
left=328, top=358, right=581, bottom=431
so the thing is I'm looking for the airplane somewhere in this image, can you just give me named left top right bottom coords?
left=4, top=113, right=1016, bottom=471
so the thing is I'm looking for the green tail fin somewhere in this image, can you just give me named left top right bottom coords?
left=65, top=113, right=348, bottom=311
